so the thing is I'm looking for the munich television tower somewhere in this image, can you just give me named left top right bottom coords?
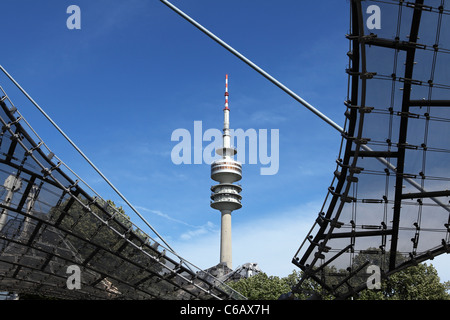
left=210, top=74, right=242, bottom=269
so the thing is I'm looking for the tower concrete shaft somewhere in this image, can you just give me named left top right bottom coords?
left=210, top=74, right=242, bottom=269
left=220, top=210, right=232, bottom=267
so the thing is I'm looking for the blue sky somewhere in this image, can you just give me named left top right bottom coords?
left=1, top=0, right=449, bottom=283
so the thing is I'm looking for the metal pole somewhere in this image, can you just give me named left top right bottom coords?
left=160, top=0, right=344, bottom=134
left=0, top=64, right=178, bottom=254
left=159, top=0, right=450, bottom=213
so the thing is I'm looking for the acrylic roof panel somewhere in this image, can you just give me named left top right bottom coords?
left=0, top=89, right=244, bottom=300
left=293, top=0, right=450, bottom=299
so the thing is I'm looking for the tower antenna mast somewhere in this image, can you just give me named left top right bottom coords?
left=210, top=75, right=242, bottom=269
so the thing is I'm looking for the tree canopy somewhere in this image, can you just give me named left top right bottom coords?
left=228, top=262, right=450, bottom=300
left=358, top=263, right=450, bottom=300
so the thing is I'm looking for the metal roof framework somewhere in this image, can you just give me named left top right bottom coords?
left=0, top=85, right=245, bottom=300
left=1, top=0, right=448, bottom=301
left=292, top=0, right=450, bottom=299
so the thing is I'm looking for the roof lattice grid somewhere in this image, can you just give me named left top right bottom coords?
left=292, top=0, right=450, bottom=299
left=0, top=86, right=245, bottom=300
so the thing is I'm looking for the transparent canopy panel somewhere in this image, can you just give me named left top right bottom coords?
left=292, top=0, right=450, bottom=299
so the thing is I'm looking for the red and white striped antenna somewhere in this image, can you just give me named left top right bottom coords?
left=224, top=74, right=229, bottom=110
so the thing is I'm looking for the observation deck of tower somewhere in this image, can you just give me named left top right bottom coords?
left=210, top=74, right=242, bottom=270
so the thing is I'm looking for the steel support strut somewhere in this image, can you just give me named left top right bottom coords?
left=389, top=0, right=424, bottom=271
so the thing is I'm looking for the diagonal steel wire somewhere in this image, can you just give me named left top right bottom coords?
left=160, top=0, right=450, bottom=213
left=0, top=65, right=179, bottom=255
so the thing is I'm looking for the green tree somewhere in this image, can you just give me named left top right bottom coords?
left=227, top=263, right=450, bottom=300
left=228, top=269, right=330, bottom=300
left=228, top=272, right=291, bottom=300
left=358, top=263, right=450, bottom=300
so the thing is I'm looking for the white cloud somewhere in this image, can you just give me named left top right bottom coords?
left=170, top=200, right=450, bottom=283
left=180, top=221, right=218, bottom=241
left=130, top=205, right=220, bottom=244
left=134, top=205, right=198, bottom=228
left=171, top=203, right=318, bottom=277
left=249, top=110, right=287, bottom=125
